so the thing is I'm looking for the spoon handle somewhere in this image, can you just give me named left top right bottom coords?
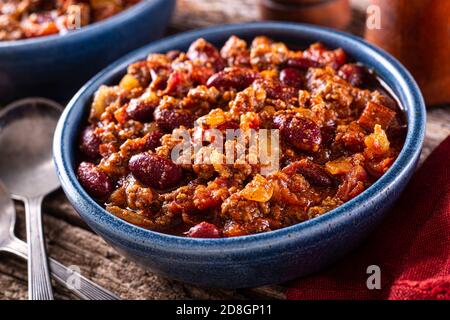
left=24, top=196, right=54, bottom=300
left=3, top=239, right=119, bottom=300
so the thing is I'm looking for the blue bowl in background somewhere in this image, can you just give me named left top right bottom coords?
left=53, top=22, right=426, bottom=288
left=0, top=0, right=176, bottom=104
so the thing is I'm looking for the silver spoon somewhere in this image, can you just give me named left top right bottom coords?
left=0, top=98, right=63, bottom=299
left=0, top=179, right=119, bottom=299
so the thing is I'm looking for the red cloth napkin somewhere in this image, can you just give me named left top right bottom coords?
left=287, top=135, right=450, bottom=300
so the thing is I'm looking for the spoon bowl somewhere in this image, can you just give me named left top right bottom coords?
left=0, top=98, right=61, bottom=199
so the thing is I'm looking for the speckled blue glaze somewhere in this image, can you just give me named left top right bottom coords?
left=0, top=0, right=176, bottom=104
left=53, top=23, right=426, bottom=288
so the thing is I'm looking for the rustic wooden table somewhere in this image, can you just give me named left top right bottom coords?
left=1, top=0, right=449, bottom=300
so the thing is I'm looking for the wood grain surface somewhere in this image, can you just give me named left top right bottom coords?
left=1, top=0, right=449, bottom=300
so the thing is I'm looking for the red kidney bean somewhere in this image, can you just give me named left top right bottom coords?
left=187, top=38, right=225, bottom=71
left=77, top=162, right=113, bottom=198
left=279, top=67, right=304, bottom=88
left=273, top=113, right=322, bottom=152
left=126, top=98, right=158, bottom=122
left=320, top=124, right=337, bottom=147
left=206, top=67, right=259, bottom=90
left=253, top=78, right=296, bottom=100
left=128, top=153, right=183, bottom=189
left=154, top=106, right=194, bottom=132
left=268, top=85, right=296, bottom=100
left=285, top=57, right=321, bottom=69
left=283, top=159, right=334, bottom=187
left=166, top=50, right=182, bottom=60
left=145, top=130, right=163, bottom=151
left=185, top=221, right=221, bottom=238
left=79, top=126, right=101, bottom=159
left=338, top=63, right=370, bottom=87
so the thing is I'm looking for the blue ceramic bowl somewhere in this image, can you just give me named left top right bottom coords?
left=53, top=23, right=426, bottom=288
left=0, top=0, right=176, bottom=104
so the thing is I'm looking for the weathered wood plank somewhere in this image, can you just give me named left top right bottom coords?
left=171, top=0, right=257, bottom=31
left=0, top=253, right=77, bottom=300
left=420, top=106, right=450, bottom=163
left=171, top=0, right=366, bottom=36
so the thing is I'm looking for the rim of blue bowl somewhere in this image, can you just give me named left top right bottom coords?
left=0, top=0, right=168, bottom=49
left=53, top=22, right=426, bottom=252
